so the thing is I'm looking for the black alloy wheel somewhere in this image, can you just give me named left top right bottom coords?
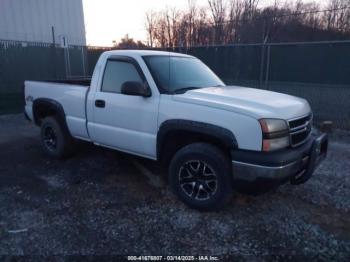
left=178, top=160, right=218, bottom=201
left=169, top=143, right=232, bottom=211
left=43, top=126, right=58, bottom=152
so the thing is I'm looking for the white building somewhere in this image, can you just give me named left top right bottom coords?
left=0, top=0, right=86, bottom=45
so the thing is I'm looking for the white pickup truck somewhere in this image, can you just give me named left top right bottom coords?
left=24, top=50, right=328, bottom=210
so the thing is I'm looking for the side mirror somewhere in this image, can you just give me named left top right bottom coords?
left=121, top=81, right=151, bottom=97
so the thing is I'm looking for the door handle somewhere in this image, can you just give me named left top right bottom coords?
left=95, top=99, right=105, bottom=108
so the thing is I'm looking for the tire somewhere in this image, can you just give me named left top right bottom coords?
left=169, top=143, right=232, bottom=211
left=40, top=116, right=74, bottom=159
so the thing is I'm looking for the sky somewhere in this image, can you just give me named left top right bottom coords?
left=82, top=0, right=325, bottom=47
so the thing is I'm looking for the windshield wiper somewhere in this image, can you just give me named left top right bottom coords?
left=172, top=87, right=200, bottom=94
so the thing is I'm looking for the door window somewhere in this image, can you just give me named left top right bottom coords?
left=101, top=60, right=143, bottom=93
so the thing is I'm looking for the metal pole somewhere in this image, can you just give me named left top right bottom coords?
left=259, top=43, right=265, bottom=89
left=264, top=45, right=271, bottom=90
left=81, top=46, right=87, bottom=77
left=51, top=26, right=57, bottom=79
left=62, top=36, right=71, bottom=78
left=64, top=48, right=69, bottom=78
left=259, top=19, right=266, bottom=89
left=51, top=26, right=55, bottom=44
left=66, top=45, right=71, bottom=78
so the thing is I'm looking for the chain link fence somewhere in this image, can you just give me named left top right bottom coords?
left=0, top=40, right=87, bottom=114
left=0, top=39, right=349, bottom=130
left=172, top=41, right=350, bottom=130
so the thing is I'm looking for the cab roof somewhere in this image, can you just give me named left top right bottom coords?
left=103, top=49, right=194, bottom=58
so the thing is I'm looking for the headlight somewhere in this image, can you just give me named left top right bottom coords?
left=259, top=119, right=290, bottom=151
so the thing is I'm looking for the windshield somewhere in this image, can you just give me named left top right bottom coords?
left=143, top=55, right=225, bottom=94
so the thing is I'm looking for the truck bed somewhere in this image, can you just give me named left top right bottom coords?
left=44, top=78, right=91, bottom=87
left=24, top=80, right=90, bottom=140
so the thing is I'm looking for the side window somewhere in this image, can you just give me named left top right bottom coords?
left=101, top=60, right=143, bottom=93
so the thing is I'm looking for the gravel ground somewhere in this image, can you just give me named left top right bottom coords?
left=0, top=114, right=349, bottom=260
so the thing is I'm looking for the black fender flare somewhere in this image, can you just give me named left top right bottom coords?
left=32, top=98, right=67, bottom=127
left=157, top=119, right=238, bottom=159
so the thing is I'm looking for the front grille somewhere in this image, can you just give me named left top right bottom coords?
left=288, top=114, right=312, bottom=147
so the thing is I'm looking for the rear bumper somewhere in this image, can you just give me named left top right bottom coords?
left=231, top=133, right=328, bottom=185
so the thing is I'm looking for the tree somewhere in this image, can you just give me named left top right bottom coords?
left=187, top=0, right=198, bottom=47
left=226, top=0, right=244, bottom=43
left=145, top=11, right=156, bottom=47
left=208, top=0, right=226, bottom=44
left=324, top=0, right=350, bottom=33
left=144, top=0, right=350, bottom=47
left=112, top=35, right=147, bottom=49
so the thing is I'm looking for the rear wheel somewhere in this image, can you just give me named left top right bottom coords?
left=169, top=143, right=232, bottom=211
left=40, top=116, right=74, bottom=158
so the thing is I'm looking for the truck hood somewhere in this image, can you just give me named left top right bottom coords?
left=172, top=86, right=311, bottom=120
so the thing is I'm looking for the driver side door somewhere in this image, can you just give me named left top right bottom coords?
left=90, top=56, right=159, bottom=159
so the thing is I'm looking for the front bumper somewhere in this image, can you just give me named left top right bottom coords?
left=231, top=133, right=328, bottom=185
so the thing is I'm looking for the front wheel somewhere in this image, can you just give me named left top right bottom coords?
left=169, top=143, right=233, bottom=211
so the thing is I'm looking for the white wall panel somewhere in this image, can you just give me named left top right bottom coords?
left=0, top=0, right=86, bottom=45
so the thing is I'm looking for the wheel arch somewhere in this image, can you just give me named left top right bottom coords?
left=32, top=98, right=67, bottom=127
left=157, top=119, right=237, bottom=165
